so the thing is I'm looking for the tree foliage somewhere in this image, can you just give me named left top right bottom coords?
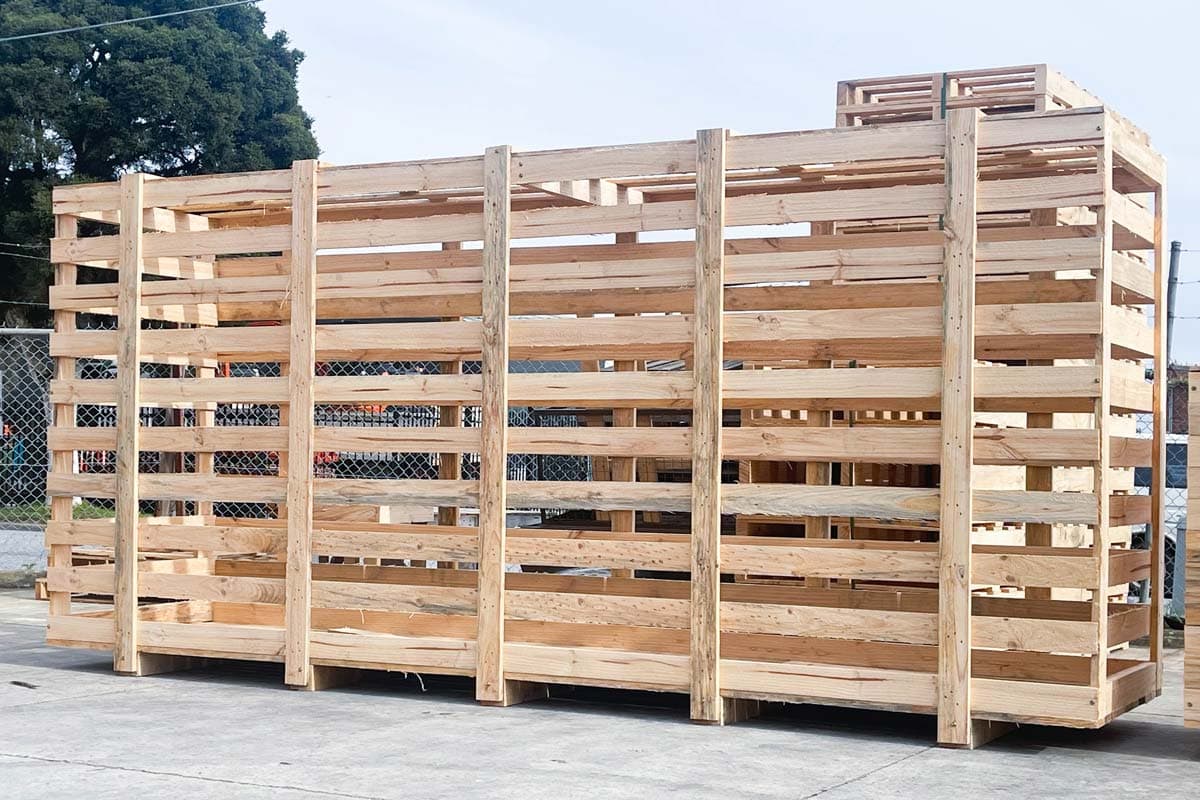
left=0, top=1, right=319, bottom=323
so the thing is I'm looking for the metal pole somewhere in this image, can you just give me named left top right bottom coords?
left=1168, top=241, right=1181, bottom=365
left=1167, top=241, right=1181, bottom=433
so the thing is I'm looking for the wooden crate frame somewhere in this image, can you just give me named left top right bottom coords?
left=45, top=100, right=1165, bottom=747
left=835, top=64, right=1108, bottom=127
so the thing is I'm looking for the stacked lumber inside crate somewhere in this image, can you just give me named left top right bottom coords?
left=1188, top=372, right=1199, bottom=728
left=43, top=65, right=1166, bottom=747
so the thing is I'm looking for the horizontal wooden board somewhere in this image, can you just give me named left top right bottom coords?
left=47, top=423, right=1101, bottom=468
left=721, top=658, right=937, bottom=711
left=49, top=365, right=1101, bottom=412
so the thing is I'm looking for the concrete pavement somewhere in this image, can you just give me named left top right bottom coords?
left=1, top=589, right=1197, bottom=798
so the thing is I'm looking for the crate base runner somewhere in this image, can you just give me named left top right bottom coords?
left=45, top=62, right=1167, bottom=747
left=45, top=514, right=1160, bottom=733
left=49, top=583, right=1158, bottom=731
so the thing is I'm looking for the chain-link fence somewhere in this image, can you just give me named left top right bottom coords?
left=4, top=323, right=1192, bottom=612
left=0, top=326, right=593, bottom=575
left=1133, top=369, right=1190, bottom=618
left=0, top=330, right=52, bottom=574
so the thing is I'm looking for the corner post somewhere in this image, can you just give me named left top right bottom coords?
left=1091, top=118, right=1115, bottom=714
left=113, top=173, right=144, bottom=675
left=1149, top=178, right=1167, bottom=681
left=690, top=128, right=727, bottom=723
left=937, top=109, right=978, bottom=746
left=284, top=159, right=319, bottom=688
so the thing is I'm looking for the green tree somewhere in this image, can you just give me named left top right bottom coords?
left=0, top=1, right=319, bottom=324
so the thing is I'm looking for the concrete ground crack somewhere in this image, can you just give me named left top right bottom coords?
left=0, top=752, right=390, bottom=799
left=798, top=746, right=935, bottom=799
left=0, top=684, right=155, bottom=711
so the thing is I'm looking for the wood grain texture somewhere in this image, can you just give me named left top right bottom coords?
left=476, top=145, right=511, bottom=704
left=690, top=128, right=726, bottom=723
left=937, top=108, right=978, bottom=747
left=47, top=214, right=78, bottom=623
left=113, top=173, right=144, bottom=674
left=42, top=93, right=1164, bottom=734
left=284, top=160, right=318, bottom=687
left=1089, top=122, right=1114, bottom=711
left=1148, top=183, right=1167, bottom=670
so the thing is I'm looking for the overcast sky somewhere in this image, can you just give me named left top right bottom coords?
left=257, top=0, right=1199, bottom=362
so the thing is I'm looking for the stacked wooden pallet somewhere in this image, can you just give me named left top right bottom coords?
left=835, top=64, right=1103, bottom=126
left=43, top=65, right=1166, bottom=748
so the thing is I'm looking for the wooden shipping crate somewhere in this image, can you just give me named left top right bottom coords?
left=44, top=78, right=1165, bottom=747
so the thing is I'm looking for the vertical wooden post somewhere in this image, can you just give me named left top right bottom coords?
left=192, top=226, right=217, bottom=528
left=1032, top=64, right=1049, bottom=113
left=610, top=231, right=639, bottom=577
left=937, top=109, right=978, bottom=747
left=477, top=144, right=513, bottom=704
left=48, top=216, right=78, bottom=623
left=690, top=128, right=726, bottom=724
left=1149, top=181, right=1167, bottom=680
left=1091, top=121, right=1115, bottom=713
left=438, top=241, right=464, bottom=542
left=1024, top=207, right=1058, bottom=601
left=195, top=363, right=216, bottom=521
left=805, top=222, right=835, bottom=588
left=284, top=159, right=319, bottom=688
left=113, top=173, right=145, bottom=675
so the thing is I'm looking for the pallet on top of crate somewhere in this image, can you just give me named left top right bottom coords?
left=43, top=64, right=1166, bottom=748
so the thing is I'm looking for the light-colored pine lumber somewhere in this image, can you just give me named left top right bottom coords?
left=476, top=144, right=517, bottom=705
left=936, top=108, right=979, bottom=747
left=113, top=173, right=144, bottom=675
left=41, top=69, right=1165, bottom=739
left=690, top=128, right=726, bottom=724
left=284, top=159, right=319, bottom=688
left=47, top=214, right=77, bottom=625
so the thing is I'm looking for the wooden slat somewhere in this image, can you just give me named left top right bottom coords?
left=49, top=301, right=1105, bottom=365
left=49, top=173, right=1104, bottom=266
left=45, top=471, right=1099, bottom=527
left=973, top=546, right=1100, bottom=589
left=722, top=659, right=936, bottom=711
left=310, top=630, right=476, bottom=673
left=49, top=362, right=1104, bottom=412
left=723, top=539, right=937, bottom=582
left=504, top=642, right=689, bottom=691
